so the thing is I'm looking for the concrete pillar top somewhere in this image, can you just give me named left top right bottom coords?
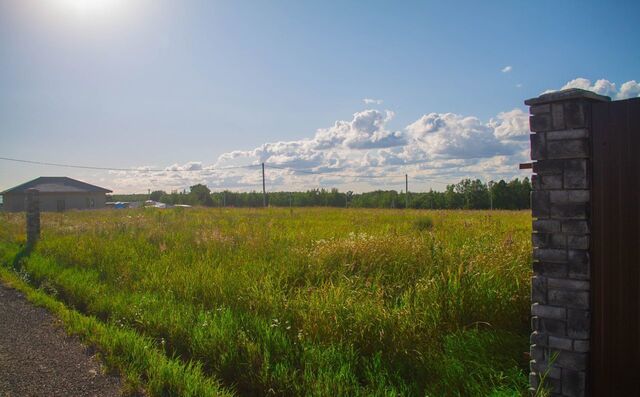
left=525, top=88, right=611, bottom=106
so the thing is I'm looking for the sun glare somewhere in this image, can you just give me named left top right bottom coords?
left=54, top=0, right=125, bottom=16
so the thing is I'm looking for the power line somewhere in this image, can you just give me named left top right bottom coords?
left=0, top=155, right=453, bottom=185
left=0, top=156, right=259, bottom=172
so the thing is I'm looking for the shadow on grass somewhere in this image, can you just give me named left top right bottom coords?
left=12, top=243, right=35, bottom=272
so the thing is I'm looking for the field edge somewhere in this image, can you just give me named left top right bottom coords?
left=0, top=244, right=235, bottom=397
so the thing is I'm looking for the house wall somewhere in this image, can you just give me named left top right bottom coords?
left=1, top=192, right=107, bottom=212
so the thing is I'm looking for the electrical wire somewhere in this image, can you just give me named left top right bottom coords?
left=0, top=156, right=454, bottom=185
left=0, top=156, right=259, bottom=172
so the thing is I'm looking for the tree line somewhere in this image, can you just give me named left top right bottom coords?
left=109, top=177, right=531, bottom=210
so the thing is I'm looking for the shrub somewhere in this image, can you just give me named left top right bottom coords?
left=413, top=216, right=434, bottom=231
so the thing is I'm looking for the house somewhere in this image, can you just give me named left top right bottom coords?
left=0, top=177, right=112, bottom=212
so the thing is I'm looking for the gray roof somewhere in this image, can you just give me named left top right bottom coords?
left=0, top=177, right=112, bottom=195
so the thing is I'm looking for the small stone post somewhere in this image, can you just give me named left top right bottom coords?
left=525, top=88, right=610, bottom=397
left=25, top=188, right=40, bottom=246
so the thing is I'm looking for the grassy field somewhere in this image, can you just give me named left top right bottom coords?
left=0, top=208, right=532, bottom=396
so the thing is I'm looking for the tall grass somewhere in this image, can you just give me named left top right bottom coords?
left=0, top=208, right=531, bottom=396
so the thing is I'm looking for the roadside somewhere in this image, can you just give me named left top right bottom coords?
left=0, top=282, right=122, bottom=397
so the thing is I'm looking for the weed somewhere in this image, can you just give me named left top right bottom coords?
left=413, top=216, right=434, bottom=231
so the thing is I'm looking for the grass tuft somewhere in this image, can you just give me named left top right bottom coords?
left=412, top=216, right=434, bottom=232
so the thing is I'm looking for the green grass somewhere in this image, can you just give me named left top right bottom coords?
left=0, top=208, right=531, bottom=396
left=0, top=267, right=232, bottom=397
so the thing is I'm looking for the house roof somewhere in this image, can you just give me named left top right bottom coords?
left=0, top=177, right=112, bottom=195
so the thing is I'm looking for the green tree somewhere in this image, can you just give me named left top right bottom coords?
left=150, top=190, right=166, bottom=202
left=189, top=184, right=214, bottom=206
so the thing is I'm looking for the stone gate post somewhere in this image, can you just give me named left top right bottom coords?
left=525, top=88, right=610, bottom=397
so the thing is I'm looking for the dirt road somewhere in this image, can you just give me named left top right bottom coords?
left=0, top=282, right=122, bottom=396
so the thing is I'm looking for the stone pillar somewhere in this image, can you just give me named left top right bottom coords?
left=525, top=89, right=610, bottom=397
left=25, top=188, right=40, bottom=246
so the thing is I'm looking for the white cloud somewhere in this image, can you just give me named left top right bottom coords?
left=165, top=162, right=203, bottom=171
left=501, top=66, right=512, bottom=73
left=115, top=73, right=640, bottom=194
left=217, top=109, right=406, bottom=171
left=363, top=98, right=383, bottom=105
left=618, top=80, right=640, bottom=99
left=359, top=110, right=529, bottom=176
left=120, top=72, right=640, bottom=193
left=404, top=113, right=514, bottom=160
left=549, top=78, right=640, bottom=100
left=108, top=104, right=536, bottom=193
left=491, top=108, right=530, bottom=141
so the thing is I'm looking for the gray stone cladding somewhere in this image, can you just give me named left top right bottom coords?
left=525, top=89, right=609, bottom=397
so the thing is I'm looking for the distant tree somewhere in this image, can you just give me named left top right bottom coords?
left=150, top=190, right=166, bottom=202
left=510, top=177, right=531, bottom=209
left=189, top=184, right=214, bottom=206
left=120, top=177, right=531, bottom=210
left=445, top=185, right=464, bottom=209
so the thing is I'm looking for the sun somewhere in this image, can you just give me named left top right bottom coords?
left=54, top=0, right=125, bottom=16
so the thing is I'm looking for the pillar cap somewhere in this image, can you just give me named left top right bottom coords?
left=525, top=88, right=611, bottom=106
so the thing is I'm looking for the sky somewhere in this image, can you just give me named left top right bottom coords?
left=1, top=0, right=639, bottom=194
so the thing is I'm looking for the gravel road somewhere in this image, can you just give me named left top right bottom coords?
left=0, top=282, right=122, bottom=396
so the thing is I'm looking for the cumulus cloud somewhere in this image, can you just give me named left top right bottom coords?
left=356, top=110, right=529, bottom=176
left=204, top=108, right=530, bottom=191
left=165, top=162, right=203, bottom=171
left=123, top=73, right=640, bottom=193
left=363, top=98, right=383, bottom=105
left=109, top=103, right=537, bottom=193
left=108, top=163, right=265, bottom=193
left=217, top=109, right=406, bottom=169
left=491, top=108, right=530, bottom=141
left=549, top=78, right=640, bottom=100
left=404, top=113, right=514, bottom=160
left=619, top=80, right=640, bottom=99
left=501, top=66, right=512, bottom=73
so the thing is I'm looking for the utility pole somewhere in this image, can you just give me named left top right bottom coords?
left=405, top=174, right=409, bottom=209
left=262, top=162, right=267, bottom=207
left=488, top=181, right=494, bottom=211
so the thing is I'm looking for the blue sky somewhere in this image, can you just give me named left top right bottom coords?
left=1, top=0, right=639, bottom=193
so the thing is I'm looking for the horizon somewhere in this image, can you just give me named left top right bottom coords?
left=1, top=0, right=639, bottom=193
left=0, top=168, right=531, bottom=196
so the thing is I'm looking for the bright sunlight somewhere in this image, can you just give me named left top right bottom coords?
left=53, top=0, right=126, bottom=16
